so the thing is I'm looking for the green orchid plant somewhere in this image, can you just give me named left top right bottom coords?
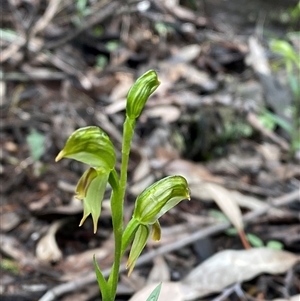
left=56, top=70, right=190, bottom=301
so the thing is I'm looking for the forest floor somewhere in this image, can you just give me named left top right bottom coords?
left=1, top=1, right=300, bottom=301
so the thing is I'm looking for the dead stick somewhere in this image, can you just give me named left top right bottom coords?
left=43, top=1, right=118, bottom=50
left=238, top=230, right=251, bottom=250
left=38, top=190, right=299, bottom=301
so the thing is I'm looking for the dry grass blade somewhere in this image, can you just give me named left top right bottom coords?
left=129, top=248, right=299, bottom=301
left=203, top=183, right=243, bottom=230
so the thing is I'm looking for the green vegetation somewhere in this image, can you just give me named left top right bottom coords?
left=26, top=128, right=46, bottom=162
left=269, top=26, right=300, bottom=154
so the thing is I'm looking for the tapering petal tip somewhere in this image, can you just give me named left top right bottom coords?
left=55, top=151, right=64, bottom=162
left=79, top=215, right=88, bottom=228
left=126, top=261, right=134, bottom=276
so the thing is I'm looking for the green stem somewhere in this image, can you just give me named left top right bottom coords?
left=108, top=117, right=136, bottom=299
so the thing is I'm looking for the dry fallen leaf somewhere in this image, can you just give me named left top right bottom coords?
left=130, top=150, right=155, bottom=196
left=36, top=219, right=65, bottom=263
left=145, top=105, right=181, bottom=123
left=182, top=248, right=299, bottom=300
left=109, top=72, right=134, bottom=102
left=60, top=247, right=109, bottom=281
left=129, top=281, right=188, bottom=301
left=164, top=158, right=223, bottom=185
left=163, top=157, right=272, bottom=210
left=147, top=256, right=170, bottom=285
left=202, top=182, right=244, bottom=232
left=129, top=248, right=299, bottom=301
left=163, top=159, right=246, bottom=241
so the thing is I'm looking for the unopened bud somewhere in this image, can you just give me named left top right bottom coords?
left=126, top=70, right=160, bottom=119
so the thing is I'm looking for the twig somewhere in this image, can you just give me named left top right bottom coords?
left=0, top=31, right=42, bottom=64
left=38, top=190, right=299, bottom=301
left=212, top=283, right=246, bottom=301
left=0, top=41, right=22, bottom=63
left=2, top=71, right=66, bottom=81
left=36, top=52, right=92, bottom=90
left=30, top=0, right=61, bottom=37
left=43, top=1, right=118, bottom=50
left=238, top=230, right=251, bottom=250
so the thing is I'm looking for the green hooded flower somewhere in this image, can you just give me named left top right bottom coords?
left=56, top=126, right=116, bottom=232
left=123, top=175, right=190, bottom=275
left=133, top=175, right=190, bottom=225
left=55, top=126, right=116, bottom=170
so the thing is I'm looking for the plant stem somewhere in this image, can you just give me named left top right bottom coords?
left=108, top=117, right=136, bottom=299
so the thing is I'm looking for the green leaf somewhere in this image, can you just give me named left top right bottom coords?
left=247, top=233, right=264, bottom=248
left=126, top=70, right=160, bottom=119
left=1, top=258, right=20, bottom=274
left=146, top=283, right=162, bottom=301
left=155, top=22, right=173, bottom=36
left=0, top=28, right=18, bottom=42
left=258, top=111, right=276, bottom=131
left=93, top=26, right=103, bottom=37
left=26, top=129, right=45, bottom=161
left=288, top=73, right=300, bottom=98
left=93, top=255, right=111, bottom=300
left=271, top=40, right=298, bottom=62
left=121, top=218, right=140, bottom=256
left=266, top=240, right=284, bottom=250
left=225, top=227, right=238, bottom=236
left=106, top=41, right=120, bottom=51
left=292, top=139, right=300, bottom=151
left=290, top=2, right=300, bottom=20
left=208, top=209, right=230, bottom=223
left=260, top=110, right=293, bottom=134
left=270, top=39, right=300, bottom=70
left=56, top=126, right=116, bottom=171
left=95, top=55, right=108, bottom=69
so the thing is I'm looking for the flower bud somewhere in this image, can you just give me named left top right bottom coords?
left=133, top=175, right=190, bottom=225
left=55, top=126, right=116, bottom=171
left=126, top=70, right=160, bottom=119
